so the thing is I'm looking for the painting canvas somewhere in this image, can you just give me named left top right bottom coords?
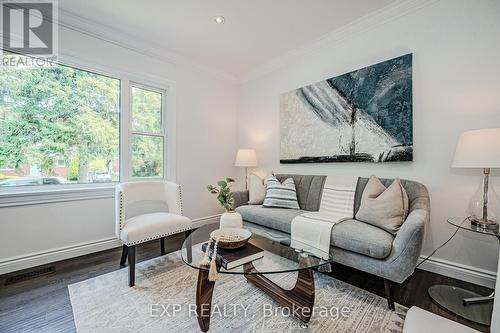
left=280, top=54, right=413, bottom=163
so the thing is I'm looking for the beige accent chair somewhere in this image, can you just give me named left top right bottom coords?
left=403, top=307, right=479, bottom=333
left=115, top=181, right=192, bottom=286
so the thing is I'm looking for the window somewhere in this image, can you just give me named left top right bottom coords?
left=0, top=55, right=170, bottom=189
left=130, top=85, right=165, bottom=178
left=0, top=62, right=120, bottom=187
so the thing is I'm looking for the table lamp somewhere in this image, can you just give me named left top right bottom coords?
left=235, top=149, right=257, bottom=190
left=452, top=128, right=500, bottom=230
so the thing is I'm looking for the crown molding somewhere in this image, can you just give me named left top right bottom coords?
left=56, top=8, right=238, bottom=84
left=3, top=1, right=440, bottom=85
left=238, top=0, right=440, bottom=84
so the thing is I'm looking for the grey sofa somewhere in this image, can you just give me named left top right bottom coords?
left=233, top=174, right=430, bottom=310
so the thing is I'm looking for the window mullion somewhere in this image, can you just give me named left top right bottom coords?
left=120, top=79, right=131, bottom=182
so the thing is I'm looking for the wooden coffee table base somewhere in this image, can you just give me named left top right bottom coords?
left=196, top=270, right=216, bottom=332
left=195, top=263, right=315, bottom=332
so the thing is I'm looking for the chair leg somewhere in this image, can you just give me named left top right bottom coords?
left=160, top=237, right=166, bottom=255
left=128, top=245, right=136, bottom=287
left=120, top=245, right=128, bottom=267
left=384, top=279, right=395, bottom=311
left=185, top=230, right=193, bottom=263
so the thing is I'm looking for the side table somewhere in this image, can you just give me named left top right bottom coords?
left=427, top=217, right=499, bottom=326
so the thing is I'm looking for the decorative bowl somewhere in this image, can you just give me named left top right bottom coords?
left=210, top=228, right=252, bottom=249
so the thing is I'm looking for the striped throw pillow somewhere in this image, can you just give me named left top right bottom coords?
left=262, top=175, right=300, bottom=209
left=318, top=185, right=355, bottom=219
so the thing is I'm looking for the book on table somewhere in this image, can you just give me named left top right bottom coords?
left=201, top=242, right=264, bottom=270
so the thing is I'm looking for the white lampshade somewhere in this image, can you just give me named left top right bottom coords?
left=235, top=149, right=258, bottom=167
left=452, top=128, right=500, bottom=168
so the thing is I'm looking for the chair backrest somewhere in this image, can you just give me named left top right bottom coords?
left=275, top=174, right=327, bottom=211
left=118, top=181, right=170, bottom=220
left=353, top=177, right=430, bottom=216
left=115, top=181, right=182, bottom=239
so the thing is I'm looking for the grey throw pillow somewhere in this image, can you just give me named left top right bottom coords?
left=262, top=175, right=300, bottom=209
left=355, top=175, right=409, bottom=234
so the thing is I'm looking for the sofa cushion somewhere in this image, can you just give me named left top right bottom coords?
left=120, top=212, right=191, bottom=246
left=275, top=174, right=326, bottom=211
left=330, top=219, right=394, bottom=259
left=236, top=205, right=307, bottom=233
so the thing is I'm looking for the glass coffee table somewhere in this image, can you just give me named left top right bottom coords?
left=428, top=217, right=499, bottom=326
left=181, top=222, right=333, bottom=332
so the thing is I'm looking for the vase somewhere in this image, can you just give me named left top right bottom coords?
left=468, top=173, right=500, bottom=228
left=220, top=210, right=243, bottom=229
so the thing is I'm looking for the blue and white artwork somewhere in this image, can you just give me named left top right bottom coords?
left=280, top=54, right=413, bottom=163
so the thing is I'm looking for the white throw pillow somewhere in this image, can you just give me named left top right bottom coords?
left=355, top=175, right=409, bottom=234
left=248, top=173, right=267, bottom=205
left=262, top=175, right=300, bottom=209
left=319, top=185, right=355, bottom=218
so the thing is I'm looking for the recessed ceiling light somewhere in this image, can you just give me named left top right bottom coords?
left=214, top=16, right=225, bottom=24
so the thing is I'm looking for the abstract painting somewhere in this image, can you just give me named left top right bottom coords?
left=280, top=54, right=413, bottom=163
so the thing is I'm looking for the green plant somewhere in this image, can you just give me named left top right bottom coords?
left=68, top=158, right=79, bottom=181
left=207, top=177, right=235, bottom=211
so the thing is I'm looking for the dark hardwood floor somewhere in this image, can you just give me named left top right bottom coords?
left=0, top=234, right=493, bottom=333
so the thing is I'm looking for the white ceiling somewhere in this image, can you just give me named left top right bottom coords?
left=59, top=0, right=396, bottom=76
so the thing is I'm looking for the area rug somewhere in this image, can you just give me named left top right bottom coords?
left=68, top=251, right=407, bottom=333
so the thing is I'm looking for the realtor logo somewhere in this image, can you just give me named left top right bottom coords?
left=1, top=0, right=57, bottom=56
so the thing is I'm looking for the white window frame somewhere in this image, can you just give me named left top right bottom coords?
left=127, top=82, right=167, bottom=181
left=0, top=53, right=176, bottom=207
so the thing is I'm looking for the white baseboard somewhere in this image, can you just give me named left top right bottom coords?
left=0, top=237, right=122, bottom=275
left=417, top=255, right=497, bottom=289
left=191, top=214, right=221, bottom=228
left=3, top=214, right=494, bottom=290
left=0, top=214, right=221, bottom=276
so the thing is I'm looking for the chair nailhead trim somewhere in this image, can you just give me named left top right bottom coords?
left=119, top=191, right=124, bottom=230
left=178, top=186, right=184, bottom=216
left=124, top=227, right=192, bottom=246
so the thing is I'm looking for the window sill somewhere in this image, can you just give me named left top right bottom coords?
left=0, top=185, right=116, bottom=208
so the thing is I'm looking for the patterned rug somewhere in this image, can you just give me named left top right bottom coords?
left=68, top=251, right=407, bottom=333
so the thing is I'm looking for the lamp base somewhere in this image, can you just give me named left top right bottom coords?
left=470, top=218, right=499, bottom=231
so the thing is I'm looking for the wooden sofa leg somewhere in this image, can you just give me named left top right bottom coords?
left=129, top=245, right=136, bottom=287
left=384, top=279, right=395, bottom=311
left=160, top=238, right=166, bottom=255
left=120, top=245, right=128, bottom=267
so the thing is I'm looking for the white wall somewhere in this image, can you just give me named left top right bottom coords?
left=237, top=0, right=500, bottom=286
left=2, top=0, right=499, bottom=286
left=0, top=20, right=238, bottom=273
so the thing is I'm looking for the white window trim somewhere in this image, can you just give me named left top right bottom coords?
left=0, top=53, right=177, bottom=207
left=128, top=82, right=167, bottom=181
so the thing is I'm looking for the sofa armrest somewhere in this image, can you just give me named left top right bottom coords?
left=232, top=190, right=249, bottom=208
left=387, top=208, right=428, bottom=279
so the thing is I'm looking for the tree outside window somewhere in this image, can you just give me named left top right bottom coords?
left=0, top=58, right=167, bottom=187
